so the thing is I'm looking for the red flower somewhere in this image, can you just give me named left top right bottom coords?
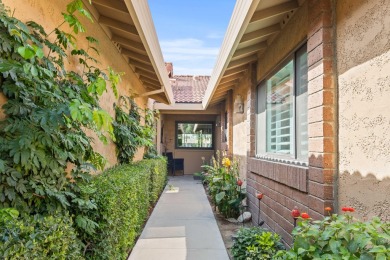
left=342, top=206, right=355, bottom=212
left=237, top=179, right=243, bottom=187
left=301, top=212, right=310, bottom=219
left=325, top=207, right=332, bottom=212
left=291, top=207, right=300, bottom=218
left=256, top=193, right=263, bottom=200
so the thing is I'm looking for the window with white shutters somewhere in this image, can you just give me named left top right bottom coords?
left=256, top=44, right=308, bottom=162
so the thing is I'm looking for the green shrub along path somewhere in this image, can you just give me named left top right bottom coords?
left=1, top=158, right=167, bottom=259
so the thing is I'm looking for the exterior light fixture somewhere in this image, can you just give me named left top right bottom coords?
left=234, top=94, right=244, bottom=114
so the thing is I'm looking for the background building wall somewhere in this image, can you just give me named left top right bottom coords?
left=1, top=0, right=149, bottom=167
left=337, top=0, right=390, bottom=221
left=161, top=113, right=218, bottom=174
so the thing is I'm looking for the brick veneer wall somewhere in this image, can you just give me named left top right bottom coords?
left=247, top=0, right=337, bottom=245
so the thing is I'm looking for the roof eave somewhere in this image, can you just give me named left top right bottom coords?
left=124, top=0, right=175, bottom=105
left=202, top=0, right=260, bottom=109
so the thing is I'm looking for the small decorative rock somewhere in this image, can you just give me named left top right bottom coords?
left=237, top=211, right=252, bottom=223
left=227, top=218, right=239, bottom=223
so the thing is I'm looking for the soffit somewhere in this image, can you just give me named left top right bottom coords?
left=204, top=0, right=305, bottom=107
left=84, top=0, right=174, bottom=104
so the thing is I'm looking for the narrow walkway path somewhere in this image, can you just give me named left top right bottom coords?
left=129, top=175, right=229, bottom=260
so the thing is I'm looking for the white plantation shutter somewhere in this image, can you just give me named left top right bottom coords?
left=256, top=44, right=308, bottom=162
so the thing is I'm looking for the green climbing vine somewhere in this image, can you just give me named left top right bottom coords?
left=143, top=107, right=159, bottom=159
left=113, top=96, right=159, bottom=163
left=0, top=0, right=120, bottom=232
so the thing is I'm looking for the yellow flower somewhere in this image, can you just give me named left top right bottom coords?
left=222, top=157, right=231, bottom=168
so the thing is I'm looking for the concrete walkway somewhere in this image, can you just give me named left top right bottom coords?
left=129, top=175, right=229, bottom=260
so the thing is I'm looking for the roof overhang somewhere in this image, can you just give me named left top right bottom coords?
left=154, top=103, right=204, bottom=111
left=85, top=0, right=174, bottom=104
left=202, top=0, right=305, bottom=108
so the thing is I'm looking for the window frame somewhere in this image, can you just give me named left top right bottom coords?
left=175, top=121, right=215, bottom=150
left=255, top=43, right=308, bottom=163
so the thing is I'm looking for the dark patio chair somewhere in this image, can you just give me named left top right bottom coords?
left=163, top=152, right=184, bottom=175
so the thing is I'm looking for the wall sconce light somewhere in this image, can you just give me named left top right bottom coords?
left=234, top=94, right=244, bottom=114
left=215, top=115, right=221, bottom=127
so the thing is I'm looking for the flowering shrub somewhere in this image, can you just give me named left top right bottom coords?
left=202, top=152, right=245, bottom=218
left=231, top=227, right=285, bottom=260
left=275, top=208, right=390, bottom=259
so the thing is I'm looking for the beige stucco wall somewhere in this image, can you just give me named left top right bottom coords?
left=1, top=0, right=148, bottom=167
left=232, top=70, right=251, bottom=182
left=161, top=113, right=218, bottom=174
left=337, top=0, right=390, bottom=220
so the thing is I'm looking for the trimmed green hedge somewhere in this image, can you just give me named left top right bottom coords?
left=82, top=158, right=167, bottom=259
left=0, top=158, right=167, bottom=260
left=0, top=210, right=83, bottom=260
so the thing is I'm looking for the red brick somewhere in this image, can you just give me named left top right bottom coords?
left=308, top=121, right=334, bottom=138
left=275, top=222, right=293, bottom=245
left=307, top=195, right=332, bottom=214
left=308, top=44, right=324, bottom=66
left=308, top=90, right=334, bottom=109
left=291, top=189, right=309, bottom=205
left=286, top=197, right=309, bottom=213
left=308, top=106, right=334, bottom=123
left=309, top=137, right=334, bottom=153
left=298, top=169, right=308, bottom=192
left=308, top=73, right=335, bottom=94
left=308, top=167, right=334, bottom=184
left=308, top=9, right=333, bottom=37
left=274, top=213, right=294, bottom=234
left=307, top=208, right=325, bottom=220
left=308, top=152, right=335, bottom=168
left=308, top=27, right=333, bottom=52
left=308, top=181, right=333, bottom=200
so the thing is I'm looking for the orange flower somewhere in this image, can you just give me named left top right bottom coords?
left=256, top=193, right=263, bottom=200
left=222, top=157, right=231, bottom=168
left=301, top=212, right=310, bottom=219
left=237, top=179, right=243, bottom=187
left=325, top=207, right=332, bottom=212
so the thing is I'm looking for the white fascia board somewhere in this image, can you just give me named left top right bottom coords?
left=154, top=103, right=204, bottom=111
left=202, top=0, right=260, bottom=109
left=125, top=0, right=175, bottom=105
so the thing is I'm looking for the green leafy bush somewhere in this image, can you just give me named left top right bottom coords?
left=231, top=227, right=285, bottom=260
left=0, top=208, right=83, bottom=260
left=275, top=213, right=390, bottom=259
left=203, top=152, right=245, bottom=218
left=79, top=158, right=167, bottom=259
